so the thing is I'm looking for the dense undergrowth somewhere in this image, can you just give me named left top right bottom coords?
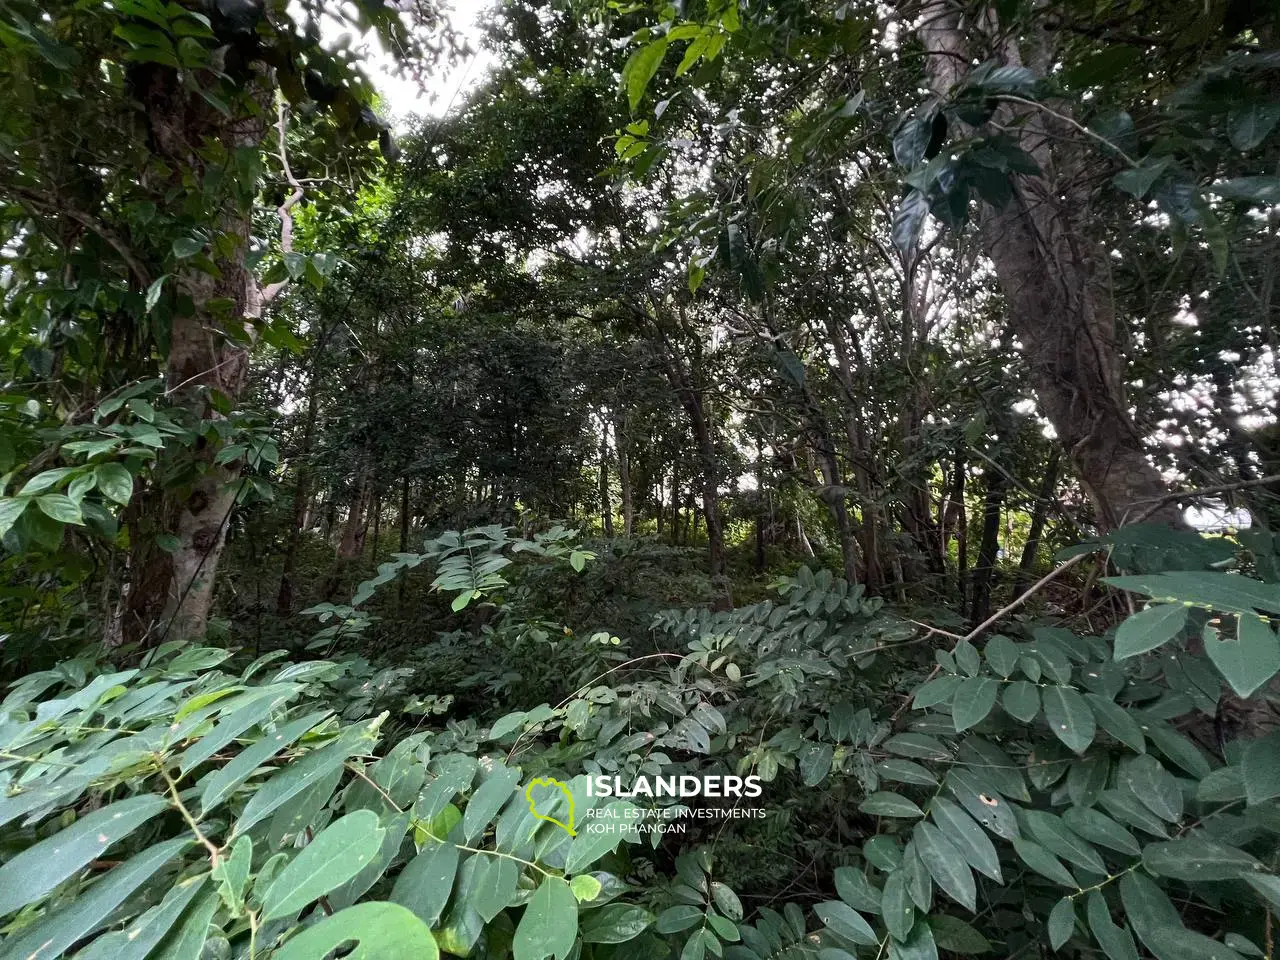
left=3, top=521, right=1279, bottom=960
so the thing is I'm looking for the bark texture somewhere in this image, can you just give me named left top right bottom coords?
left=917, top=4, right=1179, bottom=530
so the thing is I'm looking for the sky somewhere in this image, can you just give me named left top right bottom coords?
left=353, top=0, right=495, bottom=126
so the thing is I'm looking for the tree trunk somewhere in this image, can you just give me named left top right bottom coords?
left=1019, top=450, right=1062, bottom=582
left=918, top=6, right=1178, bottom=529
left=970, top=467, right=1008, bottom=626
left=122, top=73, right=268, bottom=644
left=276, top=371, right=321, bottom=615
left=615, top=413, right=633, bottom=537
left=338, top=474, right=373, bottom=561
left=599, top=422, right=614, bottom=537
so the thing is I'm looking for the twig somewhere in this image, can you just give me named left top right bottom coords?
left=994, top=94, right=1140, bottom=168
left=257, top=96, right=306, bottom=311
left=158, top=761, right=221, bottom=868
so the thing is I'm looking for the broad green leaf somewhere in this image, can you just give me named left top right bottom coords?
left=656, top=904, right=703, bottom=934
left=272, top=901, right=439, bottom=960
left=1204, top=615, right=1280, bottom=698
left=513, top=877, right=578, bottom=960
left=1, top=837, right=189, bottom=960
left=951, top=677, right=998, bottom=732
left=1242, top=731, right=1280, bottom=804
left=150, top=883, right=221, bottom=960
left=95, top=462, right=134, bottom=505
left=1024, top=811, right=1106, bottom=873
left=814, top=900, right=877, bottom=945
left=37, top=492, right=84, bottom=524
left=1120, top=755, right=1183, bottom=822
left=0, top=497, right=29, bottom=538
left=800, top=742, right=835, bottom=785
left=391, top=831, right=460, bottom=926
left=1142, top=721, right=1211, bottom=778
left=178, top=691, right=297, bottom=775
left=930, top=798, right=1002, bottom=881
left=881, top=870, right=914, bottom=940
left=1114, top=604, right=1187, bottom=659
left=261, top=810, right=385, bottom=921
left=1085, top=694, right=1146, bottom=753
left=1002, top=681, right=1041, bottom=722
left=1142, top=837, right=1262, bottom=881
left=1209, top=176, right=1280, bottom=204
left=892, top=190, right=929, bottom=253
left=1061, top=807, right=1140, bottom=856
left=329, top=810, right=412, bottom=909
left=859, top=791, right=923, bottom=818
left=464, top=759, right=521, bottom=842
left=1043, top=686, right=1096, bottom=754
left=622, top=39, right=669, bottom=110
left=0, top=794, right=168, bottom=915
left=1085, top=891, right=1139, bottom=960
left=74, top=874, right=207, bottom=960
left=571, top=874, right=603, bottom=903
left=888, top=919, right=938, bottom=960
left=876, top=759, right=938, bottom=787
left=199, top=709, right=331, bottom=815
left=212, top=834, right=252, bottom=915
left=232, top=718, right=381, bottom=836
left=929, top=915, right=989, bottom=955
left=472, top=853, right=520, bottom=921
left=945, top=769, right=1021, bottom=840
left=834, top=867, right=881, bottom=914
left=1228, top=101, right=1280, bottom=151
left=1011, top=838, right=1076, bottom=887
left=1048, top=897, right=1075, bottom=950
left=983, top=635, right=1019, bottom=677
left=711, top=881, right=742, bottom=920
left=580, top=903, right=655, bottom=943
left=912, top=823, right=975, bottom=911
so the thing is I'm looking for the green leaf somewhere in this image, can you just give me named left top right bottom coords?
left=1011, top=838, right=1076, bottom=887
left=912, top=823, right=976, bottom=911
left=1114, top=603, right=1188, bottom=659
left=514, top=877, right=578, bottom=960
left=929, top=915, right=989, bottom=955
left=273, top=901, right=439, bottom=960
left=815, top=900, right=878, bottom=945
left=1002, top=681, right=1041, bottom=722
left=471, top=853, right=521, bottom=921
left=199, top=709, right=331, bottom=815
left=656, top=905, right=703, bottom=934
left=710, top=881, right=743, bottom=921
left=1043, top=686, right=1096, bottom=753
left=179, top=691, right=295, bottom=775
left=95, top=462, right=135, bottom=505
left=150, top=883, right=221, bottom=960
left=75, top=873, right=208, bottom=960
left=951, top=676, right=999, bottom=732
left=983, top=635, right=1019, bottom=677
left=213, top=834, right=252, bottom=915
left=834, top=867, right=882, bottom=914
left=571, top=874, right=603, bottom=903
left=1, top=837, right=189, bottom=960
left=1120, top=755, right=1183, bottom=822
left=1048, top=897, right=1075, bottom=950
left=580, top=903, right=655, bottom=943
left=1085, top=892, right=1139, bottom=960
left=622, top=39, right=669, bottom=110
left=876, top=759, right=938, bottom=787
left=37, top=492, right=84, bottom=524
left=1085, top=694, right=1146, bottom=753
left=1208, top=176, right=1280, bottom=204
left=1242, top=731, right=1280, bottom=804
left=888, top=920, right=938, bottom=960
left=1142, top=837, right=1262, bottom=881
left=0, top=794, right=168, bottom=915
left=881, top=870, right=915, bottom=940
left=232, top=718, right=380, bottom=836
left=19, top=467, right=74, bottom=495
left=0, top=497, right=30, bottom=538
left=859, top=791, right=924, bottom=818
left=1024, top=810, right=1106, bottom=873
left=1205, top=615, right=1280, bottom=698
left=261, top=810, right=385, bottom=921
left=1228, top=102, right=1280, bottom=151
left=392, top=833, right=460, bottom=926
left=1061, top=807, right=1140, bottom=856
left=892, top=190, right=929, bottom=253
left=1113, top=158, right=1171, bottom=199
left=463, top=760, right=522, bottom=842
left=930, top=798, right=1002, bottom=882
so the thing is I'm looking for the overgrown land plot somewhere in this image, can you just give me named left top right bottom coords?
left=2, top=1, right=1280, bottom=958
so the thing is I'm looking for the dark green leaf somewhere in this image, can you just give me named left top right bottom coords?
left=952, top=677, right=999, bottom=732
left=1085, top=892, right=1139, bottom=960
left=1043, top=686, right=1096, bottom=753
left=260, top=810, right=385, bottom=921
left=815, top=900, right=878, bottom=945
left=1114, top=604, right=1188, bottom=659
left=1048, top=898, right=1075, bottom=950
left=912, top=823, right=976, bottom=911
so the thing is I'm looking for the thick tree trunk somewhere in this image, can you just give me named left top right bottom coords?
left=338, top=475, right=373, bottom=561
left=917, top=7, right=1178, bottom=530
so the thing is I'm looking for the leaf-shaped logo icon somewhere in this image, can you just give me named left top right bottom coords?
left=525, top=777, right=577, bottom=836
